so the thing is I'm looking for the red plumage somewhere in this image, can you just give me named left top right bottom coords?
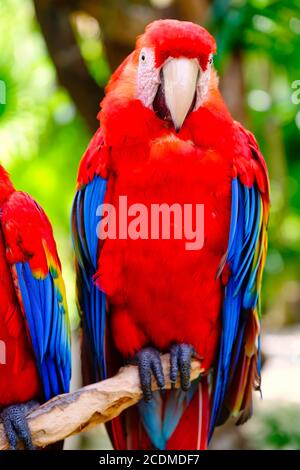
left=138, top=20, right=216, bottom=67
left=97, top=111, right=232, bottom=366
left=75, top=19, right=269, bottom=450
left=0, top=166, right=70, bottom=414
left=0, top=168, right=41, bottom=406
left=0, top=228, right=41, bottom=406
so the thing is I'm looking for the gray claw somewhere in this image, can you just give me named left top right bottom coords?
left=0, top=400, right=39, bottom=450
left=170, top=343, right=195, bottom=391
left=136, top=347, right=165, bottom=401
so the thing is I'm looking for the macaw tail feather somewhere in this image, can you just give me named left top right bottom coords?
left=106, top=376, right=209, bottom=450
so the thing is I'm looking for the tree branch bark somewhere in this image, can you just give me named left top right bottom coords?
left=0, top=354, right=203, bottom=450
left=33, top=0, right=102, bottom=133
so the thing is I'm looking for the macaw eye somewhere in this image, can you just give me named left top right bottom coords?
left=209, top=56, right=213, bottom=65
left=140, top=51, right=147, bottom=64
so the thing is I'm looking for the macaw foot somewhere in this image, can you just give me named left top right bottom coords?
left=0, top=400, right=39, bottom=450
left=135, top=347, right=165, bottom=402
left=170, top=343, right=195, bottom=391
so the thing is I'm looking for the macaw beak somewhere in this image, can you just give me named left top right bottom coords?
left=162, top=58, right=199, bottom=132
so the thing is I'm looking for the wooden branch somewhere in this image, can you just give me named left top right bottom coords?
left=0, top=355, right=203, bottom=450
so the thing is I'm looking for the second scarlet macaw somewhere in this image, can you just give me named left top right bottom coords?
left=0, top=165, right=71, bottom=449
left=72, top=20, right=270, bottom=450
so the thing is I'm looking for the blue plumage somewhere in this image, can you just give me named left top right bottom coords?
left=209, top=177, right=262, bottom=436
left=71, top=175, right=108, bottom=380
left=15, top=262, right=71, bottom=401
left=138, top=381, right=199, bottom=450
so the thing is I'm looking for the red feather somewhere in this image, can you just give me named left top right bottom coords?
left=0, top=168, right=41, bottom=405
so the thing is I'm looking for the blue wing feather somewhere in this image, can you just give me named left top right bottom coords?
left=0, top=191, right=71, bottom=402
left=14, top=261, right=71, bottom=401
left=209, top=177, right=263, bottom=436
left=71, top=175, right=108, bottom=380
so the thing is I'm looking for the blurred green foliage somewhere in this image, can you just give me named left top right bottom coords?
left=0, top=0, right=300, bottom=449
left=247, top=406, right=300, bottom=449
left=0, top=0, right=92, bottom=326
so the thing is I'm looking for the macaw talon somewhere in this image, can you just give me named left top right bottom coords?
left=170, top=343, right=195, bottom=391
left=135, top=347, right=165, bottom=402
left=0, top=400, right=39, bottom=450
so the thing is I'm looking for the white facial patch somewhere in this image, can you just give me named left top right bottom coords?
left=137, top=49, right=213, bottom=112
left=137, top=47, right=161, bottom=109
left=195, top=54, right=213, bottom=110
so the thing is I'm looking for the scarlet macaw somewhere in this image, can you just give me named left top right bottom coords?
left=0, top=165, right=71, bottom=449
left=72, top=20, right=269, bottom=450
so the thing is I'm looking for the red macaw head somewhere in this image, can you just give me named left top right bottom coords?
left=101, top=20, right=217, bottom=137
